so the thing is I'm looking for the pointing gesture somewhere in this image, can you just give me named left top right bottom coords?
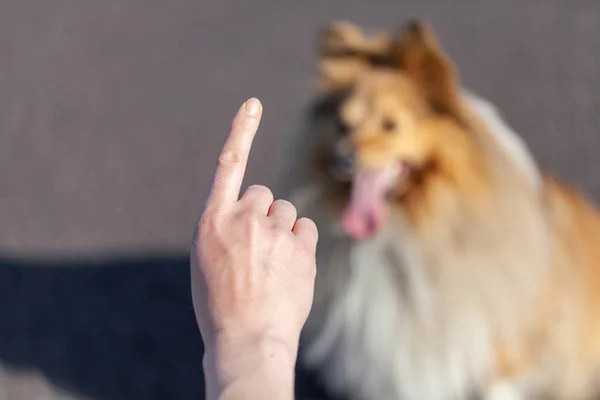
left=191, top=98, right=318, bottom=400
left=205, top=99, right=262, bottom=207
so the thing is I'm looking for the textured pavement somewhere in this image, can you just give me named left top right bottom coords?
left=0, top=0, right=599, bottom=398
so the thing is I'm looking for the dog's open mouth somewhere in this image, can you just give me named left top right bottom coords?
left=342, top=163, right=408, bottom=239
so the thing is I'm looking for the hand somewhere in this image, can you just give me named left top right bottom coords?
left=191, top=98, right=318, bottom=363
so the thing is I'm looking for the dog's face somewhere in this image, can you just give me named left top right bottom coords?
left=314, top=20, right=466, bottom=239
left=336, top=71, right=433, bottom=173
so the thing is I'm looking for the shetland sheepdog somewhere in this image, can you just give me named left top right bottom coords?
left=278, top=20, right=600, bottom=400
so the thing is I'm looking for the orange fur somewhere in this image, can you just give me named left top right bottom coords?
left=282, top=19, right=600, bottom=400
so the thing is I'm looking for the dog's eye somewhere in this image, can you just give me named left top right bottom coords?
left=382, top=119, right=397, bottom=133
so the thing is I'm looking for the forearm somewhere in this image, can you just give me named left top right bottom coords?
left=203, top=335, right=297, bottom=400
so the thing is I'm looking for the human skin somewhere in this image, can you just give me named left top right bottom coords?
left=190, top=98, right=319, bottom=400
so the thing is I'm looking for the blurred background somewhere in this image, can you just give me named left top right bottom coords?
left=0, top=0, right=598, bottom=398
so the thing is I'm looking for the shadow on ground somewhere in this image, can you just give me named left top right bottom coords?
left=0, top=254, right=331, bottom=400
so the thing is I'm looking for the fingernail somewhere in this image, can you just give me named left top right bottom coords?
left=244, top=98, right=261, bottom=116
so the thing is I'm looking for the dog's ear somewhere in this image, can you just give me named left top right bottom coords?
left=391, top=20, right=460, bottom=116
left=316, top=21, right=392, bottom=94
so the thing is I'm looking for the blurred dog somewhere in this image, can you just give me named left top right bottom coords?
left=278, top=20, right=600, bottom=400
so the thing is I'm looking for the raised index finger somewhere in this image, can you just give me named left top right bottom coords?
left=206, top=98, right=263, bottom=208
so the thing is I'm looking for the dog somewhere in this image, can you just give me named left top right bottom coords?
left=277, top=20, right=600, bottom=400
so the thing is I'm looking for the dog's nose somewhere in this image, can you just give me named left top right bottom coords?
left=330, top=139, right=355, bottom=180
left=332, top=151, right=355, bottom=170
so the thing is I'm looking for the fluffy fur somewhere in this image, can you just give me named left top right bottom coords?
left=278, top=20, right=600, bottom=400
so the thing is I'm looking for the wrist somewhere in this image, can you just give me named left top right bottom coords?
left=206, top=332, right=299, bottom=373
left=206, top=328, right=300, bottom=363
left=203, top=333, right=298, bottom=400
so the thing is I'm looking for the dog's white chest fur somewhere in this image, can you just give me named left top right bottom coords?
left=302, top=223, right=495, bottom=400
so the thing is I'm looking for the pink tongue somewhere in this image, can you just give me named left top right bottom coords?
left=342, top=169, right=391, bottom=239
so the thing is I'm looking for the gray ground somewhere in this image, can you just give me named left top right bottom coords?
left=0, top=0, right=598, bottom=399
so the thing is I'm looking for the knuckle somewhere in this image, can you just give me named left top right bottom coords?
left=275, top=199, right=296, bottom=212
left=299, top=217, right=319, bottom=240
left=272, top=221, right=289, bottom=235
left=199, top=212, right=220, bottom=232
left=241, top=207, right=263, bottom=228
left=272, top=227, right=292, bottom=247
left=300, top=217, right=317, bottom=231
left=261, top=186, right=274, bottom=199
left=233, top=117, right=258, bottom=132
left=247, top=184, right=271, bottom=196
left=217, top=150, right=242, bottom=169
left=246, top=185, right=274, bottom=204
left=246, top=218, right=263, bottom=239
left=239, top=204, right=256, bottom=218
